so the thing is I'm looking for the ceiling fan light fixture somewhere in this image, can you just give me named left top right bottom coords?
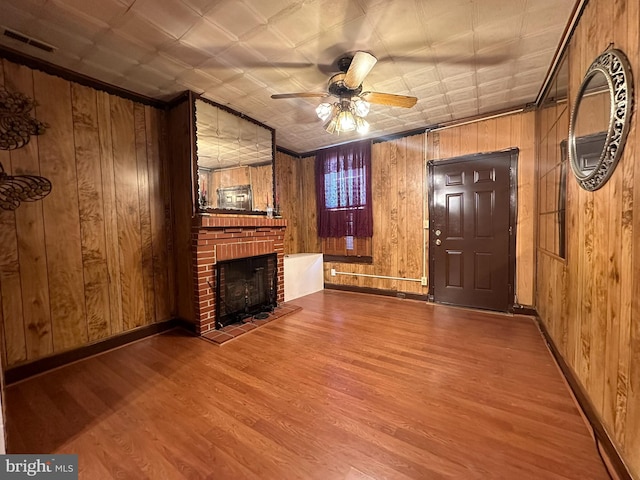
left=315, top=102, right=334, bottom=121
left=336, top=108, right=356, bottom=133
left=324, top=115, right=338, bottom=134
left=352, top=98, right=370, bottom=117
left=355, top=116, right=369, bottom=134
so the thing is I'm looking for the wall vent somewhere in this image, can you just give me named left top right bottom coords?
left=2, top=28, right=56, bottom=53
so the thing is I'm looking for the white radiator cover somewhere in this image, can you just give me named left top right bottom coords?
left=284, top=253, right=324, bottom=302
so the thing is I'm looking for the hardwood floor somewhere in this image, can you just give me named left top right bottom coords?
left=5, top=290, right=610, bottom=479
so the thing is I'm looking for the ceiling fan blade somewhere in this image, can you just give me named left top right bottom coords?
left=361, top=92, right=417, bottom=108
left=271, top=93, right=330, bottom=99
left=343, top=51, right=377, bottom=89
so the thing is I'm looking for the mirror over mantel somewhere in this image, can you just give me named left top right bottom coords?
left=194, top=96, right=275, bottom=214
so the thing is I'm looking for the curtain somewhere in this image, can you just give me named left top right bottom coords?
left=315, top=140, right=373, bottom=237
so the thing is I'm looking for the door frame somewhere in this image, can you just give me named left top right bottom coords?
left=427, top=148, right=519, bottom=311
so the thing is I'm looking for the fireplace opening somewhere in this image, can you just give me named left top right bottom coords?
left=215, top=253, right=277, bottom=329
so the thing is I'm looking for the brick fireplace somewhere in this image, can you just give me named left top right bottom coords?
left=192, top=215, right=287, bottom=335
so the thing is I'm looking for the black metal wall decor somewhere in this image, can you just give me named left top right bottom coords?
left=0, top=162, right=51, bottom=210
left=0, top=86, right=48, bottom=150
left=0, top=86, right=51, bottom=210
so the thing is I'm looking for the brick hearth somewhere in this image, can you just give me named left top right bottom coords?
left=192, top=215, right=287, bottom=335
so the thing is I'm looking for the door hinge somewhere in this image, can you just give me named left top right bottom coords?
left=509, top=226, right=512, bottom=235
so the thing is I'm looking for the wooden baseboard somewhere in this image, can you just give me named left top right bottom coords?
left=4, top=318, right=192, bottom=385
left=324, top=283, right=429, bottom=301
left=512, top=305, right=538, bottom=315
left=535, top=317, right=632, bottom=480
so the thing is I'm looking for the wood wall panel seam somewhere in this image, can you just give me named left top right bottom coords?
left=0, top=59, right=174, bottom=368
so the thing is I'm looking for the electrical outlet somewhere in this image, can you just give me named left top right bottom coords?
left=330, top=268, right=336, bottom=276
left=421, top=276, right=428, bottom=286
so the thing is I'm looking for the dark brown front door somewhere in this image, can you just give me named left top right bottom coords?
left=429, top=150, right=516, bottom=311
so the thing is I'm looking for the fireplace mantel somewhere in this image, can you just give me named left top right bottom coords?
left=194, top=215, right=287, bottom=229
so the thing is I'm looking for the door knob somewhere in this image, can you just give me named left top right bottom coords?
left=435, top=229, right=441, bottom=236
left=435, top=239, right=442, bottom=246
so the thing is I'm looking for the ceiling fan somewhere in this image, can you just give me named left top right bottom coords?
left=270, top=51, right=417, bottom=135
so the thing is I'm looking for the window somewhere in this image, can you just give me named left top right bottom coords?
left=316, top=140, right=373, bottom=261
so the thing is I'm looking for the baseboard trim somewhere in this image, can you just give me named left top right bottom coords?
left=4, top=318, right=191, bottom=385
left=324, top=283, right=429, bottom=302
left=512, top=305, right=538, bottom=316
left=535, top=317, right=632, bottom=480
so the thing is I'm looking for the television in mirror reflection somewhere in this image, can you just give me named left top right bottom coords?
left=194, top=98, right=274, bottom=213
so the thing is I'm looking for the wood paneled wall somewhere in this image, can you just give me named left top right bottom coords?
left=278, top=118, right=536, bottom=303
left=429, top=112, right=536, bottom=306
left=276, top=151, right=320, bottom=254
left=167, top=96, right=195, bottom=324
left=321, top=134, right=428, bottom=295
left=536, top=0, right=640, bottom=476
left=0, top=59, right=174, bottom=368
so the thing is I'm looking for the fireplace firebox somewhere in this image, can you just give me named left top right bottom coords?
left=215, top=253, right=277, bottom=329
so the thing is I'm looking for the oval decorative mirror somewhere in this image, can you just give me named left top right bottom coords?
left=568, top=48, right=633, bottom=191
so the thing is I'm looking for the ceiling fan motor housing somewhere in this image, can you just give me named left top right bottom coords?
left=327, top=72, right=363, bottom=98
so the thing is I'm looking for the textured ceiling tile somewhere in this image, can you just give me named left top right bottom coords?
left=233, top=94, right=270, bottom=113
left=1, top=0, right=47, bottom=18
left=269, top=0, right=364, bottom=49
left=0, top=2, right=37, bottom=34
left=33, top=21, right=95, bottom=57
left=293, top=16, right=380, bottom=67
left=180, top=19, right=235, bottom=56
left=248, top=0, right=297, bottom=22
left=216, top=43, right=269, bottom=72
left=364, top=2, right=428, bottom=47
left=425, top=105, right=452, bottom=120
left=113, top=12, right=177, bottom=50
left=474, top=19, right=521, bottom=52
left=97, top=29, right=156, bottom=64
left=435, top=58, right=475, bottom=81
left=240, top=25, right=295, bottom=60
left=203, top=83, right=245, bottom=104
left=426, top=7, right=474, bottom=44
left=178, top=67, right=221, bottom=91
left=74, top=58, right=125, bottom=85
left=522, top=5, right=569, bottom=35
left=402, top=67, right=440, bottom=90
left=205, top=1, right=265, bottom=40
left=224, top=73, right=267, bottom=95
left=31, top=1, right=109, bottom=42
left=130, top=0, right=202, bottom=39
left=54, top=0, right=128, bottom=26
left=516, top=30, right=561, bottom=57
left=474, top=0, right=526, bottom=27
left=367, top=77, right=409, bottom=96
left=125, top=64, right=176, bottom=88
left=0, top=0, right=576, bottom=152
left=179, top=0, right=219, bottom=16
left=478, top=91, right=509, bottom=108
left=145, top=52, right=190, bottom=79
left=415, top=93, right=447, bottom=108
left=83, top=45, right=139, bottom=74
left=161, top=40, right=214, bottom=68
left=478, top=78, right=511, bottom=96
left=198, top=57, right=243, bottom=83
left=513, top=67, right=548, bottom=86
left=441, top=73, right=475, bottom=91
left=477, top=63, right=515, bottom=84
left=48, top=0, right=110, bottom=30
left=432, top=31, right=475, bottom=59
left=446, top=86, right=478, bottom=103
